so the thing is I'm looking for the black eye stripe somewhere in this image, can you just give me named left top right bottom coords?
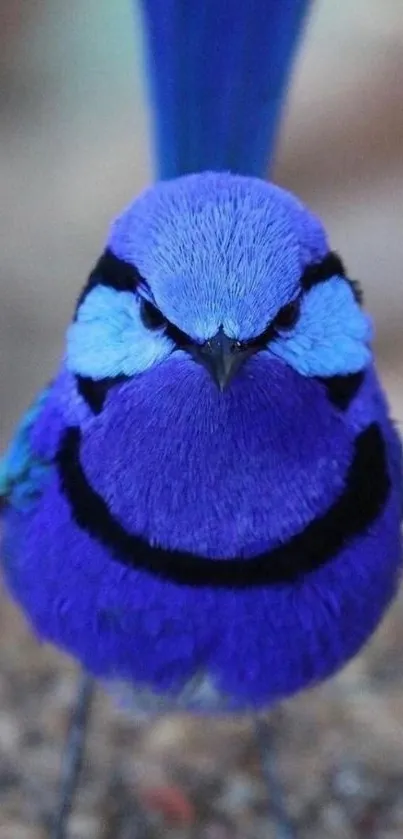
left=76, top=252, right=190, bottom=350
left=75, top=249, right=145, bottom=315
left=140, top=298, right=167, bottom=330
left=165, top=323, right=191, bottom=348
left=273, top=298, right=301, bottom=331
left=349, top=279, right=364, bottom=305
left=301, top=252, right=346, bottom=291
left=74, top=250, right=363, bottom=354
left=138, top=299, right=191, bottom=348
left=243, top=251, right=362, bottom=349
left=301, top=251, right=363, bottom=304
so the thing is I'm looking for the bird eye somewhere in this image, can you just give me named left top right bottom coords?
left=140, top=298, right=167, bottom=330
left=273, top=298, right=300, bottom=331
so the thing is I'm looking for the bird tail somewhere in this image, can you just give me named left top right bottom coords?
left=137, top=0, right=311, bottom=180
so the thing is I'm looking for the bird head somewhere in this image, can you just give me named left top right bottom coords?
left=67, top=172, right=372, bottom=397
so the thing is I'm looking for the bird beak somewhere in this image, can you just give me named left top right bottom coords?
left=190, top=329, right=255, bottom=390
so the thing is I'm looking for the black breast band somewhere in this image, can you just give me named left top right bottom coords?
left=57, top=423, right=389, bottom=589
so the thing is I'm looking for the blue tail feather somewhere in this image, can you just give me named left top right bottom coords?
left=138, top=0, right=311, bottom=179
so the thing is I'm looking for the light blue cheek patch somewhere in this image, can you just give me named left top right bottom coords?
left=270, top=278, right=373, bottom=377
left=66, top=286, right=174, bottom=379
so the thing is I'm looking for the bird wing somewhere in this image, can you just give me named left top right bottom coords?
left=0, top=388, right=52, bottom=512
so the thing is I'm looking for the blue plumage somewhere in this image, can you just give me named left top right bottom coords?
left=139, top=0, right=311, bottom=178
left=271, top=278, right=373, bottom=377
left=1, top=173, right=402, bottom=712
left=0, top=389, right=51, bottom=512
left=0, top=5, right=401, bottom=718
left=107, top=173, right=325, bottom=339
left=4, top=7, right=401, bottom=836
left=68, top=174, right=372, bottom=384
left=67, top=286, right=175, bottom=378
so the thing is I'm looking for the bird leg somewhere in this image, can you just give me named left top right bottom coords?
left=101, top=770, right=150, bottom=839
left=254, top=716, right=297, bottom=839
left=50, top=671, right=95, bottom=839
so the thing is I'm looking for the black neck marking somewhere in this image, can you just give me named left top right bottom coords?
left=76, top=375, right=130, bottom=415
left=75, top=249, right=145, bottom=314
left=317, top=371, right=365, bottom=411
left=57, top=423, right=389, bottom=589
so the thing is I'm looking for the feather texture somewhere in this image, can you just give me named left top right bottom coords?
left=1, top=173, right=402, bottom=710
left=138, top=0, right=311, bottom=178
left=0, top=389, right=52, bottom=511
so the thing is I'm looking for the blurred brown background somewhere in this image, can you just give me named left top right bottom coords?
left=0, top=2, right=403, bottom=838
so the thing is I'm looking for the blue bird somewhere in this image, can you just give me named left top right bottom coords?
left=1, top=1, right=401, bottom=836
left=1, top=171, right=401, bottom=710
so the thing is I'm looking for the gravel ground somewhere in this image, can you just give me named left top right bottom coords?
left=1, top=584, right=403, bottom=839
